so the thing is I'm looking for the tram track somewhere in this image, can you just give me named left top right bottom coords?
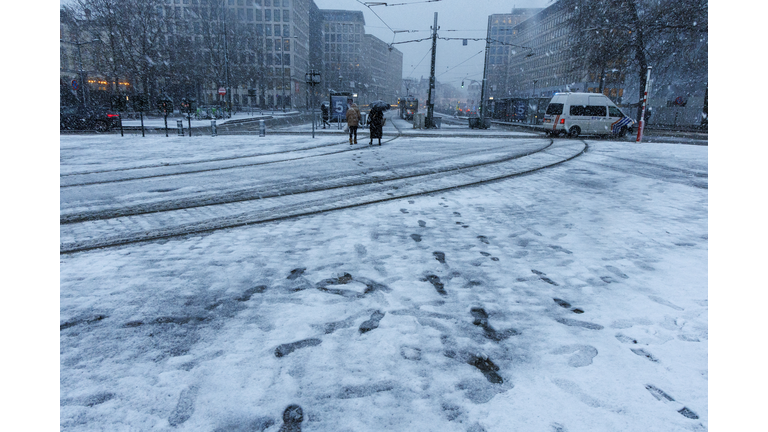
left=60, top=136, right=587, bottom=254
left=60, top=139, right=552, bottom=224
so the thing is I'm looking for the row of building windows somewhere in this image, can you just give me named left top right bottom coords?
left=325, top=43, right=360, bottom=53
left=323, top=23, right=361, bottom=34
left=161, top=6, right=290, bottom=22
left=166, top=0, right=290, bottom=6
left=325, top=33, right=361, bottom=43
left=167, top=21, right=290, bottom=37
left=324, top=53, right=360, bottom=63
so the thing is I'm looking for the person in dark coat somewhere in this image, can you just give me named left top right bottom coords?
left=369, top=109, right=385, bottom=146
left=320, top=103, right=330, bottom=128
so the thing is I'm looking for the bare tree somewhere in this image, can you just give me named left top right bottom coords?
left=560, top=0, right=707, bottom=120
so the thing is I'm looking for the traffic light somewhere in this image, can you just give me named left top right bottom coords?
left=461, top=81, right=464, bottom=88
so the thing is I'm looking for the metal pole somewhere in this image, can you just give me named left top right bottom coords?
left=426, top=12, right=438, bottom=128
left=281, top=38, right=286, bottom=112
left=479, top=16, right=491, bottom=127
left=636, top=66, right=652, bottom=143
left=223, top=1, right=231, bottom=114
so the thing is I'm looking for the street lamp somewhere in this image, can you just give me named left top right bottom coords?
left=305, top=69, right=321, bottom=138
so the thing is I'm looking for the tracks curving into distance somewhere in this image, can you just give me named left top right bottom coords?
left=60, top=114, right=587, bottom=254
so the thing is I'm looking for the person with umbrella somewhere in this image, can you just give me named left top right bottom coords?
left=368, top=100, right=389, bottom=146
left=320, top=102, right=330, bottom=129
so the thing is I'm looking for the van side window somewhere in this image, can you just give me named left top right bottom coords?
left=609, top=106, right=623, bottom=117
left=570, top=105, right=587, bottom=116
left=546, top=103, right=563, bottom=115
left=585, top=105, right=606, bottom=116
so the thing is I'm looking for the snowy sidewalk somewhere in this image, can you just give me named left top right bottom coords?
left=60, top=135, right=708, bottom=431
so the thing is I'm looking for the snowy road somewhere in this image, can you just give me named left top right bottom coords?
left=60, top=130, right=707, bottom=431
left=60, top=129, right=584, bottom=253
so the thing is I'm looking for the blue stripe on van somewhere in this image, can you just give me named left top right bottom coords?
left=611, top=117, right=633, bottom=134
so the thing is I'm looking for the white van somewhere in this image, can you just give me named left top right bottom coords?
left=542, top=92, right=635, bottom=138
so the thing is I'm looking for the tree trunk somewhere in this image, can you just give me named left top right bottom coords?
left=626, top=0, right=648, bottom=122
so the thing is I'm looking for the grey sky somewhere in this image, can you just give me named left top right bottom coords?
left=314, top=0, right=552, bottom=88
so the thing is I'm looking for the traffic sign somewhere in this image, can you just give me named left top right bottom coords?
left=218, top=87, right=226, bottom=95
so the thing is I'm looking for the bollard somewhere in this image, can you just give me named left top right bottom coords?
left=177, top=120, right=184, bottom=136
left=211, top=120, right=217, bottom=137
left=259, top=119, right=266, bottom=137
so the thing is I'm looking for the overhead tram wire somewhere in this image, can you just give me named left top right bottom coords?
left=406, top=46, right=433, bottom=79
left=436, top=50, right=483, bottom=78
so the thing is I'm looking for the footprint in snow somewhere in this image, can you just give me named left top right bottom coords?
left=168, top=386, right=198, bottom=427
left=556, top=318, right=603, bottom=330
left=410, top=234, right=422, bottom=242
left=359, top=310, right=386, bottom=334
left=418, top=220, right=427, bottom=227
left=423, top=274, right=447, bottom=296
left=551, top=345, right=598, bottom=367
left=631, top=348, right=659, bottom=362
left=433, top=251, right=446, bottom=264
left=605, top=265, right=629, bottom=279
left=645, top=384, right=700, bottom=419
left=286, top=268, right=306, bottom=280
left=274, top=338, right=322, bottom=357
left=279, top=404, right=304, bottom=432
left=400, top=208, right=409, bottom=214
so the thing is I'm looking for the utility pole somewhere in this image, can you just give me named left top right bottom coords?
left=636, top=66, right=652, bottom=143
left=426, top=12, right=438, bottom=128
left=479, top=16, right=491, bottom=127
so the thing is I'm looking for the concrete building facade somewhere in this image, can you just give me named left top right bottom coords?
left=484, top=8, right=542, bottom=101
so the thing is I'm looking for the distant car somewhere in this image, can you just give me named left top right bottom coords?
left=60, top=105, right=121, bottom=132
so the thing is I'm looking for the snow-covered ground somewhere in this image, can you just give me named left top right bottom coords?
left=59, top=131, right=708, bottom=431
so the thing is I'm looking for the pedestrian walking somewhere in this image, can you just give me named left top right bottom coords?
left=367, top=100, right=390, bottom=146
left=369, top=109, right=384, bottom=146
left=346, top=99, right=361, bottom=145
left=321, top=103, right=330, bottom=129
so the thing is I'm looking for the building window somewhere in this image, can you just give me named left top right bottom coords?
left=283, top=25, right=289, bottom=37
left=283, top=9, right=289, bottom=22
left=265, top=9, right=271, bottom=21
left=265, top=0, right=270, bottom=6
left=274, top=9, right=280, bottom=21
left=255, top=8, right=262, bottom=20
left=283, top=54, right=290, bottom=66
left=247, top=9, right=253, bottom=21
left=283, top=39, right=290, bottom=51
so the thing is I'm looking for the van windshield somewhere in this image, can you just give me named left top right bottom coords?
left=546, top=103, right=563, bottom=115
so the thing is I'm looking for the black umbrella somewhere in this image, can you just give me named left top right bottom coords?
left=369, top=100, right=390, bottom=111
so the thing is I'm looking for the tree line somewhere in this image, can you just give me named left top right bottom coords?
left=62, top=0, right=272, bottom=109
left=560, top=0, right=707, bottom=120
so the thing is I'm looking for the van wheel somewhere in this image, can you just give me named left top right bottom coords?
left=617, top=126, right=628, bottom=138
left=94, top=121, right=108, bottom=132
left=568, top=126, right=580, bottom=138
